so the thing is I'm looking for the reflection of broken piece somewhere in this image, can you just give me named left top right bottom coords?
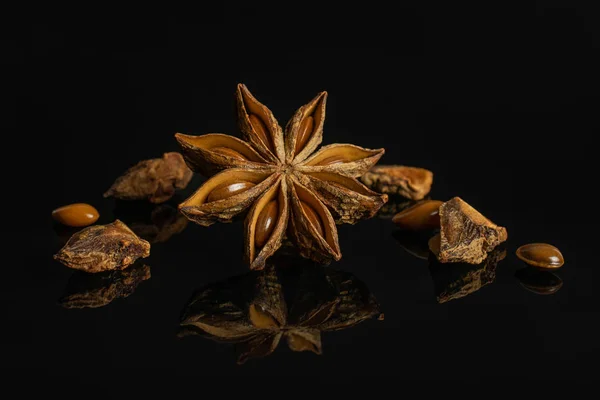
left=360, top=165, right=433, bottom=200
left=429, top=248, right=506, bottom=303
left=130, top=205, right=189, bottom=243
left=431, top=197, right=507, bottom=264
left=59, top=264, right=151, bottom=309
left=54, top=220, right=150, bottom=273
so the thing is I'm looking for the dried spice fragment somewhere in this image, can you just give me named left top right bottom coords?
left=176, top=84, right=387, bottom=269
left=179, top=257, right=381, bottom=364
left=516, top=243, right=564, bottom=269
left=59, top=263, right=151, bottom=309
left=54, top=220, right=150, bottom=273
left=360, top=165, right=433, bottom=200
left=429, top=248, right=506, bottom=303
left=104, top=152, right=193, bottom=203
left=52, top=203, right=99, bottom=227
left=430, top=197, right=507, bottom=264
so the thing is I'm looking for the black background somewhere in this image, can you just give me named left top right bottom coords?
left=4, top=3, right=600, bottom=386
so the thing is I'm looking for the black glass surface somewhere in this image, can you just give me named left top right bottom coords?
left=7, top=5, right=599, bottom=385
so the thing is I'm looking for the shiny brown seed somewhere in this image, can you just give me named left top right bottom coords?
left=515, top=267, right=563, bottom=295
left=249, top=114, right=271, bottom=151
left=211, top=147, right=247, bottom=161
left=300, top=201, right=324, bottom=238
left=207, top=181, right=256, bottom=203
left=294, top=116, right=314, bottom=154
left=317, top=155, right=347, bottom=166
left=52, top=203, right=99, bottom=227
left=516, top=243, right=564, bottom=269
left=392, top=200, right=443, bottom=230
left=287, top=333, right=318, bottom=353
left=255, top=200, right=279, bottom=247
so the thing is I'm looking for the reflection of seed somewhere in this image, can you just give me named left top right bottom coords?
left=255, top=200, right=279, bottom=248
left=516, top=243, right=564, bottom=269
left=52, top=203, right=99, bottom=227
left=515, top=267, right=563, bottom=295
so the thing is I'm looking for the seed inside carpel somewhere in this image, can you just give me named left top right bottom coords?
left=294, top=116, right=314, bottom=154
left=211, top=147, right=247, bottom=161
left=207, top=181, right=256, bottom=203
left=249, top=114, right=271, bottom=151
left=317, top=155, right=347, bottom=166
left=52, top=203, right=99, bottom=227
left=255, top=200, right=279, bottom=248
left=300, top=201, right=324, bottom=238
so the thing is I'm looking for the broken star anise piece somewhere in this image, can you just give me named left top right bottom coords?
left=175, top=84, right=387, bottom=269
left=54, top=220, right=150, bottom=273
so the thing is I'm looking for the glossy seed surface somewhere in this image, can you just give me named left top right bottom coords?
left=317, top=155, right=347, bottom=166
left=255, top=200, right=279, bottom=247
left=392, top=200, right=443, bottom=230
left=207, top=181, right=256, bottom=203
left=52, top=203, right=99, bottom=227
left=249, top=114, right=271, bottom=151
left=211, top=147, right=247, bottom=161
left=300, top=201, right=324, bottom=238
left=516, top=243, right=564, bottom=269
left=294, top=116, right=314, bottom=154
left=515, top=267, right=563, bottom=295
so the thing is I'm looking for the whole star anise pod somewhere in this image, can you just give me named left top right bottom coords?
left=175, top=84, right=387, bottom=269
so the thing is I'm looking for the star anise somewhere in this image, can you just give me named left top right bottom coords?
left=175, top=84, right=387, bottom=269
left=179, top=262, right=381, bottom=364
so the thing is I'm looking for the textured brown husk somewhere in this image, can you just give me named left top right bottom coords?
left=360, top=165, right=433, bottom=200
left=432, top=197, right=507, bottom=264
left=175, top=133, right=268, bottom=176
left=298, top=144, right=385, bottom=178
left=53, top=220, right=150, bottom=273
left=104, top=152, right=192, bottom=203
left=59, top=263, right=151, bottom=309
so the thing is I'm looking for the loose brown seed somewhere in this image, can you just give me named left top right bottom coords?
left=515, top=267, right=563, bottom=295
left=207, top=181, right=256, bottom=203
left=317, top=155, right=347, bottom=166
left=294, top=116, right=314, bottom=154
left=516, top=243, right=564, bottom=269
left=300, top=201, right=324, bottom=238
left=249, top=114, right=271, bottom=151
left=392, top=200, right=443, bottom=230
left=211, top=147, right=247, bottom=161
left=52, top=203, right=99, bottom=227
left=255, top=200, right=279, bottom=247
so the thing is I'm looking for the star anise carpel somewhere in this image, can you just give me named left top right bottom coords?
left=175, top=84, right=387, bottom=269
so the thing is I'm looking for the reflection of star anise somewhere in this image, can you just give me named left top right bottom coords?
left=179, top=261, right=381, bottom=364
left=175, top=84, right=387, bottom=269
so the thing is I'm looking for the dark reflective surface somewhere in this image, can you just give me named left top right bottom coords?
left=10, top=6, right=599, bottom=384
